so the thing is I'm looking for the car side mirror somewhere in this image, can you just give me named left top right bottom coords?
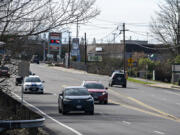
left=42, top=81, right=45, bottom=83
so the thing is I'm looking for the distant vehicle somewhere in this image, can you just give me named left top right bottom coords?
left=81, top=81, right=108, bottom=104
left=31, top=55, right=39, bottom=64
left=16, top=71, right=33, bottom=86
left=15, top=76, right=23, bottom=86
left=3, top=55, right=10, bottom=62
left=0, top=66, right=10, bottom=77
left=22, top=75, right=44, bottom=94
left=109, top=72, right=127, bottom=88
left=58, top=86, right=94, bottom=115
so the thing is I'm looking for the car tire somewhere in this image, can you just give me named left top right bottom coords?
left=104, top=100, right=108, bottom=104
left=109, top=82, right=113, bottom=87
left=58, top=106, right=62, bottom=113
left=122, top=84, right=126, bottom=88
left=62, top=110, right=67, bottom=115
left=62, top=106, right=67, bottom=115
left=90, top=110, right=94, bottom=115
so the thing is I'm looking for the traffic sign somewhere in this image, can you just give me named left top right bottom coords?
left=128, top=58, right=134, bottom=63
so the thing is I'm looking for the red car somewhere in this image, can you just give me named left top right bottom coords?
left=81, top=81, right=108, bottom=104
left=0, top=66, right=10, bottom=77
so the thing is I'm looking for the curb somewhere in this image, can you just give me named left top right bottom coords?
left=147, top=84, right=180, bottom=91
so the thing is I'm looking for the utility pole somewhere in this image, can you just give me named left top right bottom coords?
left=84, top=33, right=87, bottom=65
left=76, top=16, right=79, bottom=38
left=43, top=33, right=46, bottom=62
left=112, top=33, right=116, bottom=43
left=68, top=32, right=71, bottom=68
left=122, top=23, right=126, bottom=74
left=177, top=0, right=180, bottom=54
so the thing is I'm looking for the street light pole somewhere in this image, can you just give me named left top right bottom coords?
left=68, top=32, right=71, bottom=68
left=123, top=23, right=126, bottom=74
left=84, top=33, right=87, bottom=65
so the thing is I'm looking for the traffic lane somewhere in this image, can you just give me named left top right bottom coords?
left=14, top=85, right=179, bottom=135
left=31, top=64, right=180, bottom=119
left=109, top=82, right=180, bottom=118
left=29, top=63, right=180, bottom=132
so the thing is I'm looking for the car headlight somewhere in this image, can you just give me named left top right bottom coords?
left=38, top=84, right=43, bottom=88
left=63, top=98, right=72, bottom=102
left=86, top=97, right=94, bottom=102
left=102, top=91, right=107, bottom=95
left=25, top=85, right=31, bottom=88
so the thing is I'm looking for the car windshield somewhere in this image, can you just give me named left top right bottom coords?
left=25, top=77, right=41, bottom=82
left=0, top=67, right=8, bottom=70
left=84, top=83, right=104, bottom=89
left=113, top=74, right=124, bottom=78
left=64, top=88, right=90, bottom=96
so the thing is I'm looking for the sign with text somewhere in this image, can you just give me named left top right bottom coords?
left=49, top=32, right=61, bottom=51
left=71, top=38, right=80, bottom=61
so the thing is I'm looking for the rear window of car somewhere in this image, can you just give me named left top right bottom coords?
left=84, top=83, right=104, bottom=89
left=64, top=88, right=89, bottom=96
left=25, top=77, right=41, bottom=82
left=0, top=66, right=8, bottom=70
left=113, top=73, right=124, bottom=78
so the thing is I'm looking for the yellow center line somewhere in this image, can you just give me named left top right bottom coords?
left=108, top=99, right=179, bottom=122
left=108, top=89, right=179, bottom=121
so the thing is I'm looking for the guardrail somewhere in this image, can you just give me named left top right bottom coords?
left=0, top=118, right=45, bottom=132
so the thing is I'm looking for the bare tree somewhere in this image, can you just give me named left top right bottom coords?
left=151, top=0, right=180, bottom=53
left=0, top=0, right=100, bottom=39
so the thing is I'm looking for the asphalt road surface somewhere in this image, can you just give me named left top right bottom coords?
left=12, top=64, right=180, bottom=135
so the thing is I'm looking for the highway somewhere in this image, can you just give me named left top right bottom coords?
left=12, top=63, right=180, bottom=135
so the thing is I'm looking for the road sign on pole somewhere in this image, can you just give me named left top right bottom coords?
left=128, top=58, right=134, bottom=67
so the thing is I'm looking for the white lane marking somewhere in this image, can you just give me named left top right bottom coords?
left=176, top=103, right=180, bottom=106
left=153, top=131, right=165, bottom=135
left=164, top=91, right=180, bottom=97
left=122, top=121, right=131, bottom=125
left=12, top=92, right=83, bottom=135
left=53, top=93, right=57, bottom=96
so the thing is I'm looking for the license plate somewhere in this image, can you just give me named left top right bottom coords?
left=31, top=87, right=37, bottom=91
left=76, top=105, right=82, bottom=109
left=117, top=77, right=121, bottom=80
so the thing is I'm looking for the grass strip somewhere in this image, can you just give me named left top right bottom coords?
left=128, top=77, right=154, bottom=85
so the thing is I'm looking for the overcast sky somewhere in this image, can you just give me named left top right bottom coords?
left=68, top=0, right=164, bottom=44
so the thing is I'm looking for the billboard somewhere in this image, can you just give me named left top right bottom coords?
left=71, top=38, right=80, bottom=61
left=49, top=32, right=61, bottom=51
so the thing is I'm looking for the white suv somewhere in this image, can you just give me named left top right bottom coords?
left=22, top=75, right=44, bottom=94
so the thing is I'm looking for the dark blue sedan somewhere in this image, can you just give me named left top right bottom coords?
left=58, top=86, right=94, bottom=115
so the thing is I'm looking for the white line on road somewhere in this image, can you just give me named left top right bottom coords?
left=176, top=103, right=180, bottom=106
left=164, top=91, right=180, bottom=97
left=153, top=131, right=165, bottom=135
left=122, top=121, right=131, bottom=125
left=12, top=92, right=83, bottom=135
left=53, top=93, right=57, bottom=96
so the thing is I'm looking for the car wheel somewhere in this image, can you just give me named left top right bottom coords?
left=62, top=106, right=67, bottom=115
left=104, top=100, right=108, bottom=104
left=58, top=106, right=62, bottom=113
left=89, top=110, right=94, bottom=115
left=122, top=84, right=126, bottom=88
